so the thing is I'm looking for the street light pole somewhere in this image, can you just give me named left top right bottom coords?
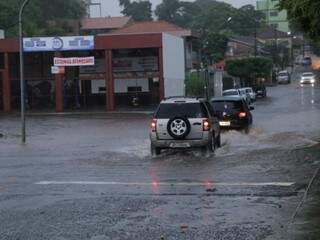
left=19, top=0, right=30, bottom=143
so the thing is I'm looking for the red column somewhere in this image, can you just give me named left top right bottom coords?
left=54, top=52, right=64, bottom=112
left=3, top=53, right=11, bottom=113
left=105, top=49, right=114, bottom=111
left=158, top=47, right=165, bottom=100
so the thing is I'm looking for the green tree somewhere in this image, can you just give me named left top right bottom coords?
left=119, top=0, right=152, bottom=21
left=0, top=0, right=86, bottom=37
left=279, top=0, right=320, bottom=42
left=226, top=57, right=273, bottom=85
left=155, top=0, right=199, bottom=28
left=229, top=5, right=266, bottom=36
left=202, top=33, right=228, bottom=64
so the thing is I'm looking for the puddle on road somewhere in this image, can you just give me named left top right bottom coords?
left=118, top=127, right=319, bottom=159
left=216, top=128, right=318, bottom=157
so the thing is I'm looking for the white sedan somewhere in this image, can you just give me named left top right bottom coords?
left=300, top=72, right=316, bottom=84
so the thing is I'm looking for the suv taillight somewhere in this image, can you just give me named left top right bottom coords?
left=151, top=119, right=157, bottom=132
left=239, top=112, right=246, bottom=118
left=203, top=119, right=211, bottom=131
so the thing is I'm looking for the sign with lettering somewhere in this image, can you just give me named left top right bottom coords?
left=54, top=57, right=95, bottom=66
left=23, top=36, right=94, bottom=52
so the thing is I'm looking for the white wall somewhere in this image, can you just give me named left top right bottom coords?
left=114, top=79, right=149, bottom=93
left=91, top=79, right=105, bottom=94
left=162, top=33, right=185, bottom=98
left=0, top=30, right=4, bottom=39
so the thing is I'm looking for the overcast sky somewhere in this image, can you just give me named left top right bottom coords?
left=89, top=0, right=257, bottom=17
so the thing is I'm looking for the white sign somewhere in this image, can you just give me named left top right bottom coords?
left=51, top=66, right=65, bottom=74
left=23, top=36, right=94, bottom=52
left=54, top=57, right=95, bottom=66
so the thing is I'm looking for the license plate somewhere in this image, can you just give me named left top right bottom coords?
left=219, top=121, right=231, bottom=126
left=170, top=143, right=190, bottom=148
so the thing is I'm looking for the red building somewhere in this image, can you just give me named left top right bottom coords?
left=0, top=32, right=186, bottom=113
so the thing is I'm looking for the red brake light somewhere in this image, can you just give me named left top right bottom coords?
left=203, top=119, right=211, bottom=131
left=151, top=119, right=157, bottom=132
left=239, top=112, right=246, bottom=118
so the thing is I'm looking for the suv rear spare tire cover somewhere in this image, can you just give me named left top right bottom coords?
left=167, top=116, right=191, bottom=140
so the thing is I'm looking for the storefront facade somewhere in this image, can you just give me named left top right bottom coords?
left=0, top=33, right=185, bottom=113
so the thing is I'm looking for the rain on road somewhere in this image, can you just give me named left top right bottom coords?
left=0, top=70, right=320, bottom=239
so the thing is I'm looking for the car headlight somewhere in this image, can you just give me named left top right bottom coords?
left=311, top=79, right=315, bottom=83
left=300, top=80, right=304, bottom=83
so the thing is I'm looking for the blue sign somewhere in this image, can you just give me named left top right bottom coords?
left=23, top=36, right=94, bottom=52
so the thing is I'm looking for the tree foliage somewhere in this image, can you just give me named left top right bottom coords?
left=0, top=0, right=86, bottom=37
left=225, top=57, right=273, bottom=84
left=155, top=0, right=266, bottom=65
left=155, top=0, right=199, bottom=28
left=279, top=0, right=320, bottom=42
left=119, top=0, right=152, bottom=21
left=202, top=33, right=228, bottom=64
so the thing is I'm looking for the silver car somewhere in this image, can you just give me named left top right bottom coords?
left=240, top=87, right=256, bottom=102
left=277, top=70, right=291, bottom=84
left=223, top=89, right=251, bottom=105
left=150, top=97, right=221, bottom=156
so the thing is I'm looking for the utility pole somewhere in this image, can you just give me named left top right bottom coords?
left=254, top=25, right=257, bottom=57
left=19, top=0, right=30, bottom=143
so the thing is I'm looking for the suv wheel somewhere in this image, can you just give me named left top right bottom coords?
left=204, top=135, right=215, bottom=153
left=216, top=134, right=221, bottom=148
left=167, top=116, right=191, bottom=140
left=151, top=144, right=161, bottom=156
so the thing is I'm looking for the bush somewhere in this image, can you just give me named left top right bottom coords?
left=185, top=72, right=206, bottom=97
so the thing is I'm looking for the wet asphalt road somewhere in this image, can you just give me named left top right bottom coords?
left=0, top=68, right=320, bottom=239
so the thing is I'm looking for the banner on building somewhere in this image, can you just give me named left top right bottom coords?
left=23, top=36, right=94, bottom=52
left=54, top=57, right=95, bottom=66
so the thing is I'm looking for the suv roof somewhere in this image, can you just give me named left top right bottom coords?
left=160, top=97, right=204, bottom=104
left=211, top=96, right=244, bottom=102
left=223, top=89, right=239, bottom=92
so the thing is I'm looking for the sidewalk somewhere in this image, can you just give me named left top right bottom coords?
left=0, top=109, right=154, bottom=117
left=288, top=165, right=320, bottom=239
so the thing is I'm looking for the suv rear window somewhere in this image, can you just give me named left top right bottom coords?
left=211, top=100, right=244, bottom=113
left=223, top=91, right=238, bottom=96
left=155, top=103, right=208, bottom=119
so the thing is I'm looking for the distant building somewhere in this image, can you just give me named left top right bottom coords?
left=225, top=36, right=267, bottom=60
left=256, top=0, right=290, bottom=33
left=80, top=16, right=133, bottom=35
left=84, top=0, right=102, bottom=18
left=109, top=21, right=201, bottom=70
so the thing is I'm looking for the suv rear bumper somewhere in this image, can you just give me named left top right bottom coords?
left=150, top=132, right=211, bottom=148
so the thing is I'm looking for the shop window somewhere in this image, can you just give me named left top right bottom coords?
left=128, top=86, right=142, bottom=92
left=270, top=23, right=278, bottom=29
left=270, top=11, right=278, bottom=17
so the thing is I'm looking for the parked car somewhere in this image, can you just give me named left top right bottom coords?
left=301, top=56, right=312, bottom=66
left=300, top=72, right=316, bottom=84
left=222, top=89, right=241, bottom=97
left=150, top=97, right=221, bottom=156
left=223, top=89, right=251, bottom=104
left=241, top=87, right=256, bottom=102
left=253, top=85, right=267, bottom=98
left=277, top=70, right=291, bottom=84
left=210, top=97, right=253, bottom=131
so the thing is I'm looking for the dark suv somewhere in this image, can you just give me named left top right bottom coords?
left=210, top=97, right=253, bottom=130
left=150, top=97, right=221, bottom=156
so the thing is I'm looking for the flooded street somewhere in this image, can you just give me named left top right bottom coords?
left=0, top=75, right=320, bottom=239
